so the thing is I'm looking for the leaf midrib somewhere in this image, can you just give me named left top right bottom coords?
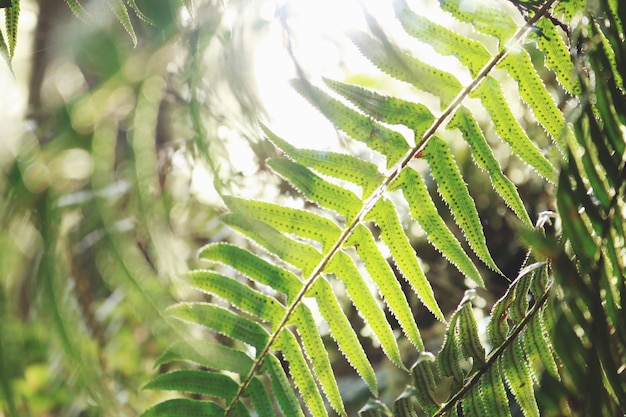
left=224, top=1, right=560, bottom=414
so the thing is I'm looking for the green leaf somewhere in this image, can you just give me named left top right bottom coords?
left=267, top=158, right=362, bottom=221
left=349, top=31, right=462, bottom=108
left=424, top=136, right=503, bottom=275
left=480, top=366, right=511, bottom=417
left=438, top=0, right=517, bottom=43
left=346, top=224, right=424, bottom=350
left=324, top=78, right=435, bottom=134
left=167, top=303, right=269, bottom=353
left=262, top=124, right=384, bottom=198
left=221, top=213, right=321, bottom=276
left=64, top=0, right=89, bottom=20
left=278, top=329, right=328, bottom=417
left=328, top=251, right=406, bottom=370
left=501, top=341, right=540, bottom=417
left=198, top=243, right=302, bottom=302
left=458, top=303, right=486, bottom=369
left=155, top=341, right=253, bottom=376
left=534, top=19, right=581, bottom=96
left=462, top=385, right=486, bottom=417
left=262, top=354, right=305, bottom=417
left=370, top=199, right=445, bottom=321
left=394, top=168, right=484, bottom=286
left=359, top=399, right=391, bottom=417
left=291, top=79, right=409, bottom=167
left=437, top=312, right=464, bottom=387
left=311, top=278, right=378, bottom=396
left=292, top=305, right=346, bottom=416
left=394, top=0, right=491, bottom=77
left=488, top=285, right=515, bottom=347
left=225, top=197, right=341, bottom=252
left=144, top=370, right=239, bottom=401
left=188, top=270, right=285, bottom=328
left=471, top=76, right=558, bottom=183
left=141, top=399, right=226, bottom=417
left=499, top=50, right=574, bottom=153
left=410, top=352, right=440, bottom=414
left=448, top=107, right=533, bottom=227
left=248, top=377, right=277, bottom=417
left=392, top=388, right=420, bottom=417
left=4, top=0, right=18, bottom=58
left=106, top=0, right=137, bottom=46
left=523, top=310, right=560, bottom=381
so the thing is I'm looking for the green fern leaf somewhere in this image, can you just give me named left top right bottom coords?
left=448, top=107, right=533, bottom=227
left=292, top=305, right=346, bottom=416
left=359, top=399, right=391, bottom=417
left=462, top=385, right=486, bottom=417
left=198, top=243, right=302, bottom=302
left=498, top=50, right=574, bottom=153
left=262, top=354, right=305, bottom=417
left=125, top=0, right=155, bottom=25
left=323, top=78, right=435, bottom=134
left=510, top=272, right=533, bottom=323
left=471, top=76, right=558, bottom=182
left=106, top=0, right=137, bottom=46
left=142, top=398, right=227, bottom=417
left=188, top=271, right=285, bottom=327
left=167, top=303, right=269, bottom=353
left=501, top=341, right=540, bottom=417
left=291, top=79, right=409, bottom=167
left=346, top=224, right=424, bottom=350
left=221, top=213, right=321, bottom=276
left=225, top=197, right=341, bottom=252
left=248, top=378, right=277, bottom=417
left=523, top=310, right=560, bottom=381
left=311, top=278, right=379, bottom=396
left=267, top=158, right=362, bottom=221
left=480, top=365, right=512, bottom=417
left=534, top=19, right=581, bottom=96
left=328, top=251, right=406, bottom=370
left=424, top=136, right=503, bottom=275
left=437, top=312, right=464, bottom=387
left=439, top=0, right=517, bottom=43
left=4, top=0, right=18, bottom=58
left=487, top=285, right=515, bottom=347
left=393, top=168, right=484, bottom=286
left=155, top=340, right=253, bottom=376
left=349, top=31, right=462, bottom=108
left=262, top=124, right=384, bottom=198
left=370, top=199, right=445, bottom=321
left=411, top=352, right=440, bottom=414
left=393, top=388, right=420, bottom=417
left=64, top=0, right=89, bottom=20
left=394, top=0, right=491, bottom=77
left=278, top=329, right=328, bottom=417
left=144, top=370, right=238, bottom=401
left=458, top=303, right=486, bottom=369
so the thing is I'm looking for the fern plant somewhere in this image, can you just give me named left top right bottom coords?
left=0, top=0, right=193, bottom=66
left=142, top=0, right=624, bottom=416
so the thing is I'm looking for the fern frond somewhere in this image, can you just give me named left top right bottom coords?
left=4, top=0, right=18, bottom=58
left=143, top=0, right=580, bottom=415
left=262, top=124, right=384, bottom=198
left=106, top=0, right=137, bottom=46
left=424, top=137, right=503, bottom=275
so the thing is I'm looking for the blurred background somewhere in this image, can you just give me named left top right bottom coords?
left=0, top=0, right=555, bottom=415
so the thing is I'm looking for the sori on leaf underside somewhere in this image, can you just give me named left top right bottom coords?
left=141, top=0, right=592, bottom=415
